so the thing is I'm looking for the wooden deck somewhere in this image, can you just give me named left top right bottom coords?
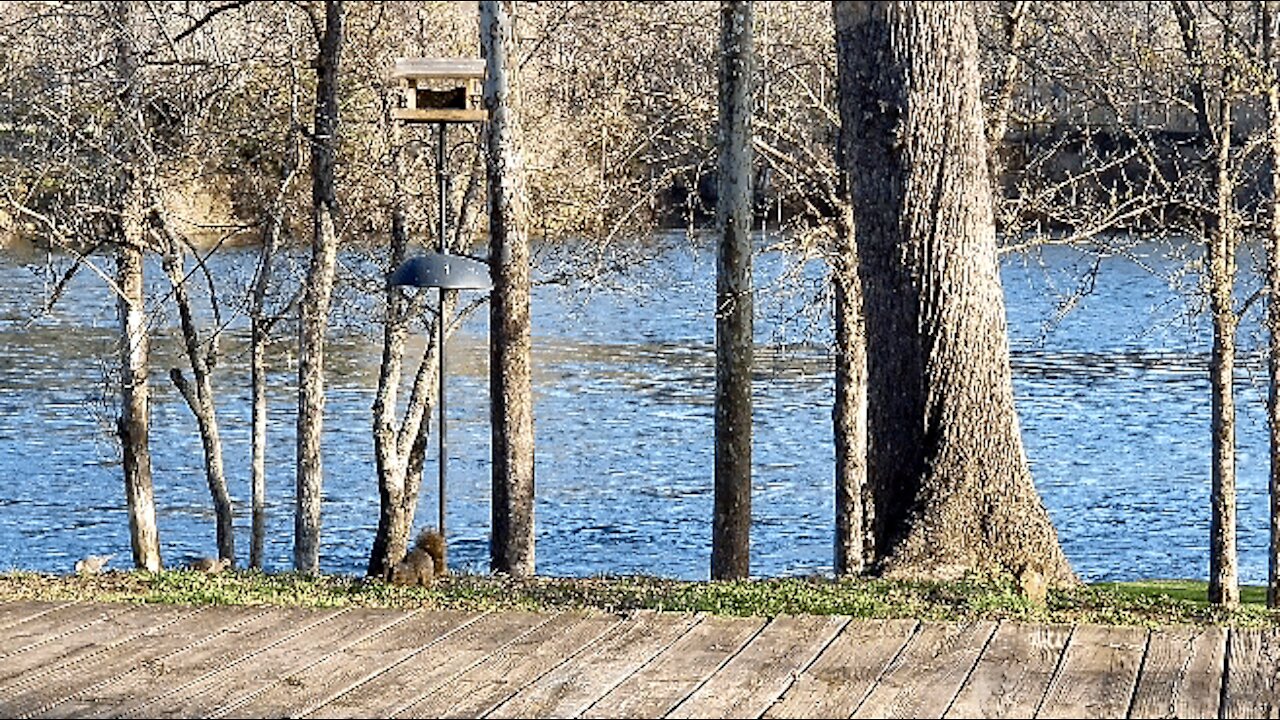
left=0, top=600, right=1277, bottom=718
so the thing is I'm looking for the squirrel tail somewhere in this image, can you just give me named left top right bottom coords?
left=413, top=528, right=447, bottom=577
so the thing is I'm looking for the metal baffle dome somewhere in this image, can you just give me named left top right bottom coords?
left=390, top=252, right=493, bottom=291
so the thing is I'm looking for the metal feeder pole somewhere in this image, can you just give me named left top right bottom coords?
left=436, top=121, right=449, bottom=569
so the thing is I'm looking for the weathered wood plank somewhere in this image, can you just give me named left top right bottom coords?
left=302, top=611, right=555, bottom=719
left=0, top=605, right=263, bottom=717
left=391, top=612, right=622, bottom=718
left=45, top=607, right=343, bottom=719
left=667, top=614, right=848, bottom=719
left=1129, top=625, right=1225, bottom=720
left=486, top=611, right=700, bottom=719
left=0, top=603, right=197, bottom=688
left=580, top=614, right=767, bottom=719
left=0, top=603, right=120, bottom=660
left=0, top=600, right=71, bottom=632
left=764, top=618, right=918, bottom=719
left=220, top=610, right=480, bottom=719
left=1222, top=627, right=1280, bottom=719
left=127, top=607, right=414, bottom=719
left=944, top=621, right=1071, bottom=719
left=852, top=620, right=997, bottom=719
left=1036, top=623, right=1147, bottom=719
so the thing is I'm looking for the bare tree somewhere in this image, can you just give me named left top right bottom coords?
left=295, top=0, right=344, bottom=573
left=712, top=0, right=755, bottom=581
left=482, top=0, right=536, bottom=577
left=834, top=0, right=1075, bottom=589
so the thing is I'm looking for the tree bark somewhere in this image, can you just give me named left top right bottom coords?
left=1266, top=0, right=1280, bottom=610
left=295, top=0, right=343, bottom=574
left=113, top=0, right=161, bottom=573
left=1175, top=0, right=1239, bottom=607
left=712, top=0, right=755, bottom=581
left=161, top=238, right=234, bottom=563
left=831, top=199, right=868, bottom=576
left=482, top=0, right=536, bottom=577
left=834, top=0, right=1074, bottom=587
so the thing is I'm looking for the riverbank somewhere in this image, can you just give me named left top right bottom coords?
left=1, top=570, right=1277, bottom=628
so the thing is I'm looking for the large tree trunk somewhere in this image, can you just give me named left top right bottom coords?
left=482, top=0, right=536, bottom=577
left=712, top=0, right=755, bottom=581
left=113, top=0, right=161, bottom=573
left=161, top=237, right=234, bottom=562
left=834, top=1, right=1074, bottom=587
left=295, top=0, right=343, bottom=574
left=1266, top=0, right=1280, bottom=610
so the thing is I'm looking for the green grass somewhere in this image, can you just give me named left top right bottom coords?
left=2, top=570, right=1278, bottom=627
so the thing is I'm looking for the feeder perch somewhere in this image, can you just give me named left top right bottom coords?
left=391, top=58, right=487, bottom=124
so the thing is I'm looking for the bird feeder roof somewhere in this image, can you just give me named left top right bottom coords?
left=391, top=58, right=486, bottom=81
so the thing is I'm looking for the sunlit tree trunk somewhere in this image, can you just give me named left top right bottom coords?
left=834, top=0, right=1074, bottom=588
left=1266, top=0, right=1280, bottom=610
left=831, top=198, right=867, bottom=576
left=295, top=0, right=343, bottom=573
left=482, top=0, right=536, bottom=577
left=112, top=0, right=161, bottom=572
left=1173, top=0, right=1239, bottom=607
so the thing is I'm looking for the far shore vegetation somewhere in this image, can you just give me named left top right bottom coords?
left=2, top=571, right=1277, bottom=629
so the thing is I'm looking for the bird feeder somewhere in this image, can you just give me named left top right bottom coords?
left=391, top=58, right=487, bottom=124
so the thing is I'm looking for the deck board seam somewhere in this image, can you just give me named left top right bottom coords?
left=477, top=613, right=632, bottom=718
left=295, top=609, right=493, bottom=719
left=1218, top=626, right=1232, bottom=720
left=1122, top=626, right=1153, bottom=720
left=660, top=615, right=772, bottom=719
left=0, top=601, right=72, bottom=633
left=847, top=618, right=923, bottom=717
left=939, top=618, right=1003, bottom=719
left=573, top=613, right=709, bottom=719
left=1031, top=622, right=1077, bottom=719
left=757, top=615, right=853, bottom=719
left=380, top=611, right=567, bottom=719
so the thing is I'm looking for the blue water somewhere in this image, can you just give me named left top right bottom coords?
left=0, top=237, right=1269, bottom=582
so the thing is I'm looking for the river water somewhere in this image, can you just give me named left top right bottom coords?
left=0, top=237, right=1270, bottom=582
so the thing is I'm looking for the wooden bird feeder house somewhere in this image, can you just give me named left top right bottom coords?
left=391, top=58, right=487, bottom=124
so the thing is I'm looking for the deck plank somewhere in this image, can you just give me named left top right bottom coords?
left=390, top=612, right=622, bottom=718
left=221, top=610, right=480, bottom=719
left=51, top=607, right=353, bottom=719
left=851, top=620, right=998, bottom=719
left=1035, top=623, right=1147, bottom=719
left=1129, top=625, right=1225, bottom=720
left=0, top=605, right=263, bottom=717
left=0, top=603, right=121, bottom=660
left=579, top=615, right=767, bottom=719
left=0, top=603, right=197, bottom=688
left=1222, top=627, right=1280, bottom=719
left=0, top=600, right=71, bottom=632
left=763, top=619, right=918, bottom=719
left=486, top=611, right=700, bottom=719
left=127, top=607, right=415, bottom=719
left=302, top=611, right=555, bottom=719
left=944, top=621, right=1072, bottom=719
left=35, top=602, right=320, bottom=712
left=666, top=614, right=848, bottom=719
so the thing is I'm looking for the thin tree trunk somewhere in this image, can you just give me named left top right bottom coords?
left=831, top=199, right=867, bottom=576
left=113, top=0, right=161, bottom=573
left=161, top=238, right=234, bottom=562
left=834, top=1, right=1074, bottom=587
left=482, top=0, right=536, bottom=577
left=1265, top=0, right=1280, bottom=610
left=295, top=0, right=343, bottom=574
left=986, top=0, right=1027, bottom=180
left=1208, top=64, right=1240, bottom=608
left=1175, top=0, right=1239, bottom=607
left=712, top=0, right=754, bottom=581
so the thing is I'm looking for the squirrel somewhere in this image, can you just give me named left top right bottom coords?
left=389, top=529, right=447, bottom=587
left=188, top=557, right=231, bottom=574
left=74, top=554, right=114, bottom=575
